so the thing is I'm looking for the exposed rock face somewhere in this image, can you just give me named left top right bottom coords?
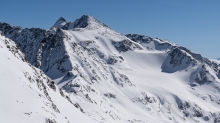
left=190, top=64, right=216, bottom=86
left=112, top=39, right=143, bottom=52
left=0, top=23, right=72, bottom=76
left=161, top=47, right=197, bottom=73
left=126, top=34, right=173, bottom=50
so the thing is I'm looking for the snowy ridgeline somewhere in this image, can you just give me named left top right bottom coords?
left=0, top=15, right=220, bottom=123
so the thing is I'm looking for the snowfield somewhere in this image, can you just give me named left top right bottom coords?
left=0, top=15, right=220, bottom=123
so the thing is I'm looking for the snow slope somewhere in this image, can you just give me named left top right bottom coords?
left=0, top=35, right=95, bottom=123
left=1, top=15, right=220, bottom=123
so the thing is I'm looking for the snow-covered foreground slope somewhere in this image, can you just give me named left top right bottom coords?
left=1, top=15, right=220, bottom=123
left=0, top=35, right=96, bottom=123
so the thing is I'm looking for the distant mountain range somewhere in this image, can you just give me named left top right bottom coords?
left=0, top=15, right=220, bottom=123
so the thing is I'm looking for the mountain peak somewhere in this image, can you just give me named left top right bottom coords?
left=58, top=17, right=66, bottom=21
left=79, top=15, right=94, bottom=20
left=71, top=15, right=95, bottom=28
left=67, top=15, right=108, bottom=29
left=52, top=17, right=67, bottom=29
left=51, top=15, right=108, bottom=30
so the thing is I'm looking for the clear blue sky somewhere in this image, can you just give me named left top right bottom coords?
left=0, top=0, right=219, bottom=58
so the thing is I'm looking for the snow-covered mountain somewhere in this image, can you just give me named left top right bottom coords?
left=1, top=15, right=220, bottom=123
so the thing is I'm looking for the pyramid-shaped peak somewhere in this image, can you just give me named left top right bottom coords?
left=76, top=15, right=100, bottom=23
left=52, top=17, right=67, bottom=29
left=70, top=15, right=107, bottom=29
left=58, top=17, right=66, bottom=22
